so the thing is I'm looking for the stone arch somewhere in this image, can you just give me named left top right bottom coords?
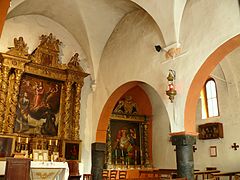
left=96, top=81, right=153, bottom=143
left=184, top=34, right=240, bottom=133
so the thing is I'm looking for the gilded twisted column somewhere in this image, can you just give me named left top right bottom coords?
left=143, top=123, right=150, bottom=166
left=0, top=66, right=11, bottom=132
left=58, top=85, right=65, bottom=139
left=73, top=82, right=83, bottom=140
left=106, top=125, right=112, bottom=167
left=6, top=69, right=23, bottom=133
left=63, top=81, right=73, bottom=139
left=0, top=63, right=2, bottom=87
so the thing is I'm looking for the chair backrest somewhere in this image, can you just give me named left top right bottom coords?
left=102, top=169, right=109, bottom=180
left=5, top=157, right=31, bottom=180
left=119, top=170, right=127, bottom=179
left=67, top=160, right=79, bottom=176
left=110, top=170, right=118, bottom=180
left=83, top=174, right=93, bottom=180
left=206, top=167, right=217, bottom=170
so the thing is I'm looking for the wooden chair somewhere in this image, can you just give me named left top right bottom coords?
left=206, top=167, right=217, bottom=179
left=109, top=170, right=118, bottom=180
left=5, top=158, right=31, bottom=180
left=153, top=169, right=161, bottom=177
left=119, top=170, right=127, bottom=179
left=206, top=167, right=217, bottom=170
left=83, top=174, right=93, bottom=180
left=102, top=169, right=109, bottom=180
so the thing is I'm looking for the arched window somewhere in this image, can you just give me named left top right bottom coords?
left=200, top=78, right=219, bottom=119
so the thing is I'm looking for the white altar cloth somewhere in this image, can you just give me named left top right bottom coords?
left=0, top=161, right=69, bottom=180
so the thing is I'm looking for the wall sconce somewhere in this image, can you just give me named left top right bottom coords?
left=166, top=69, right=177, bottom=103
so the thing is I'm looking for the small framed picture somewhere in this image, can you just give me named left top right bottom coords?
left=0, top=135, right=16, bottom=160
left=62, top=140, right=81, bottom=161
left=52, top=152, right=59, bottom=161
left=32, top=149, right=41, bottom=161
left=210, top=146, right=217, bottom=157
left=42, top=150, right=48, bottom=161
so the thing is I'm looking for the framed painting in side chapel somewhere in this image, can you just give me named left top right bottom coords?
left=0, top=135, right=16, bottom=160
left=110, top=120, right=141, bottom=165
left=14, top=73, right=62, bottom=137
left=62, top=140, right=81, bottom=161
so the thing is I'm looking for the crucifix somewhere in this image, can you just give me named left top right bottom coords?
left=193, top=146, right=197, bottom=152
left=231, top=143, right=239, bottom=150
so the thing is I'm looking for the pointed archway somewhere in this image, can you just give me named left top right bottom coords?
left=185, top=34, right=240, bottom=133
left=96, top=81, right=152, bottom=143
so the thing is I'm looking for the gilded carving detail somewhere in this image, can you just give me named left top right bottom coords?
left=31, top=33, right=62, bottom=68
left=143, top=123, right=150, bottom=166
left=68, top=53, right=84, bottom=72
left=72, top=83, right=81, bottom=140
left=106, top=125, right=112, bottom=166
left=63, top=81, right=73, bottom=139
left=7, top=37, right=28, bottom=58
left=0, top=66, right=11, bottom=132
left=2, top=73, right=15, bottom=133
left=24, top=63, right=66, bottom=81
left=7, top=69, right=23, bottom=133
left=0, top=34, right=88, bottom=145
left=58, top=85, right=65, bottom=139
left=113, top=96, right=138, bottom=114
left=40, top=33, right=61, bottom=52
left=36, top=172, right=55, bottom=179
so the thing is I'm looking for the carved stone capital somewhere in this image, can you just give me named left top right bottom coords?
left=171, top=135, right=196, bottom=146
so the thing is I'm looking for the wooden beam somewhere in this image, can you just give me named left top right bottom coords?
left=0, top=0, right=10, bottom=38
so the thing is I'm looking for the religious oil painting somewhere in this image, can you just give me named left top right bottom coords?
left=0, top=135, right=15, bottom=160
left=14, top=74, right=62, bottom=136
left=63, top=140, right=81, bottom=161
left=110, top=120, right=141, bottom=165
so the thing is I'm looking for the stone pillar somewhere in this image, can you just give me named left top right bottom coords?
left=171, top=135, right=196, bottom=180
left=91, top=142, right=106, bottom=180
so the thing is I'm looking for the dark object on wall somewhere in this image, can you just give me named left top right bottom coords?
left=198, top=122, right=223, bottom=140
left=63, top=140, right=81, bottom=161
left=155, top=45, right=162, bottom=52
left=0, top=135, right=15, bottom=159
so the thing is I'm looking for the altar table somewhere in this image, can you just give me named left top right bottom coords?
left=0, top=161, right=69, bottom=180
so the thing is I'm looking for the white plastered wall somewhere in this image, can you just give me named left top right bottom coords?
left=94, top=9, right=176, bottom=168
left=194, top=48, right=240, bottom=171
left=0, top=0, right=239, bottom=173
left=93, top=0, right=240, bottom=169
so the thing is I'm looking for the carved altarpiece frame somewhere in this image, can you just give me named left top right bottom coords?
left=105, top=96, right=151, bottom=169
left=0, top=34, right=88, bottom=155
